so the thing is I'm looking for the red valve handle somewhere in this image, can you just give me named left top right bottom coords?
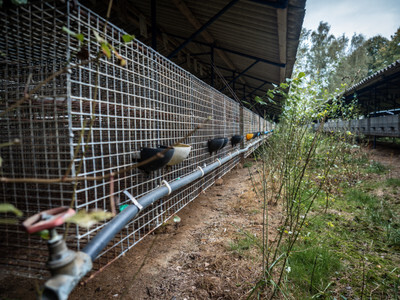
left=22, top=207, right=76, bottom=234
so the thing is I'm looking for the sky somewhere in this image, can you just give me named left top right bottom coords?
left=302, top=0, right=400, bottom=39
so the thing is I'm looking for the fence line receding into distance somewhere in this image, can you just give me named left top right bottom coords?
left=0, top=0, right=272, bottom=278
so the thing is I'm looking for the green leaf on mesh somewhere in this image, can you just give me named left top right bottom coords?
left=101, top=43, right=111, bottom=59
left=0, top=203, right=23, bottom=217
left=122, top=34, right=135, bottom=43
left=67, top=210, right=113, bottom=228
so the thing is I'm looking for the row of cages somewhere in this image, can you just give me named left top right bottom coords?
left=319, top=115, right=400, bottom=137
left=0, top=1, right=272, bottom=278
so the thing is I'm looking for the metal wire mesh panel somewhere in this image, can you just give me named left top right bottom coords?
left=0, top=0, right=268, bottom=278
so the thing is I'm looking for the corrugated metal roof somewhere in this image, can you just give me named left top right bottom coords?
left=344, top=60, right=400, bottom=115
left=80, top=0, right=306, bottom=117
left=345, top=60, right=400, bottom=94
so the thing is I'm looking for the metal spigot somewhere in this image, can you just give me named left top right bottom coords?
left=23, top=207, right=92, bottom=300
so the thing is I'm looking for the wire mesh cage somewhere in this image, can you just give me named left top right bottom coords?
left=0, top=0, right=270, bottom=278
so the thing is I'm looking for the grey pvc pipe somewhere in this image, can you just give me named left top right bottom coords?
left=83, top=136, right=268, bottom=260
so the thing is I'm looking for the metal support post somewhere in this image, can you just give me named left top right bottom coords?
left=211, top=45, right=215, bottom=87
left=151, top=0, right=157, bottom=50
left=239, top=106, right=245, bottom=164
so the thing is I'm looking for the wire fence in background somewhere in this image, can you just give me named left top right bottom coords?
left=0, top=0, right=272, bottom=278
left=321, top=116, right=400, bottom=137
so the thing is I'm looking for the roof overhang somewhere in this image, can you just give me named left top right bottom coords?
left=80, top=0, right=306, bottom=118
left=343, top=60, right=400, bottom=115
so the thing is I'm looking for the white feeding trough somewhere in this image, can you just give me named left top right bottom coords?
left=167, top=143, right=192, bottom=166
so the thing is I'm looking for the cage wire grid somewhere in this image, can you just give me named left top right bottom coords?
left=0, top=0, right=271, bottom=278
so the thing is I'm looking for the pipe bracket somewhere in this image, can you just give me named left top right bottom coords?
left=161, top=180, right=172, bottom=195
left=123, top=190, right=143, bottom=211
left=197, top=166, right=205, bottom=177
left=216, top=158, right=222, bottom=166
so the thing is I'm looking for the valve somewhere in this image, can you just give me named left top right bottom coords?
left=23, top=207, right=75, bottom=235
left=23, top=207, right=92, bottom=300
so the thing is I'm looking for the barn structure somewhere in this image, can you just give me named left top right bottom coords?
left=322, top=60, right=400, bottom=140
left=0, top=0, right=306, bottom=297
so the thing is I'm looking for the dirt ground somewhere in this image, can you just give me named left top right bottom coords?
left=69, top=157, right=280, bottom=300
left=1, top=142, right=399, bottom=300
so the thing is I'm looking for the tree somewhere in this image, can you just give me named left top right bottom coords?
left=295, top=23, right=399, bottom=94
left=364, top=35, right=389, bottom=74
left=328, top=34, right=368, bottom=92
left=378, top=27, right=400, bottom=68
left=299, top=22, right=348, bottom=89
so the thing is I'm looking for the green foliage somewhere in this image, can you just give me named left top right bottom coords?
left=254, top=95, right=266, bottom=105
left=245, top=72, right=358, bottom=299
left=122, top=34, right=135, bottom=43
left=62, top=26, right=84, bottom=43
left=0, top=203, right=23, bottom=216
left=0, top=203, right=23, bottom=225
left=243, top=161, right=253, bottom=168
left=365, top=160, right=387, bottom=174
left=388, top=227, right=400, bottom=247
left=101, top=43, right=111, bottom=58
left=228, top=233, right=258, bottom=256
left=288, top=246, right=341, bottom=296
left=35, top=229, right=50, bottom=240
left=67, top=210, right=113, bottom=228
left=385, top=178, right=400, bottom=187
left=296, top=21, right=400, bottom=94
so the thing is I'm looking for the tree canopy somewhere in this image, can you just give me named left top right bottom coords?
left=295, top=22, right=400, bottom=93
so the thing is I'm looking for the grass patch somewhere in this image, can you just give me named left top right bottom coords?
left=386, top=178, right=400, bottom=187
left=228, top=233, right=259, bottom=256
left=288, top=245, right=341, bottom=298
left=243, top=161, right=253, bottom=168
left=365, top=160, right=387, bottom=174
left=302, top=180, right=400, bottom=299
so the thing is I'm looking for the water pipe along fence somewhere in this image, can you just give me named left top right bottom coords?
left=0, top=0, right=274, bottom=284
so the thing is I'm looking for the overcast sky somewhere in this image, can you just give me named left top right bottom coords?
left=302, top=0, right=400, bottom=39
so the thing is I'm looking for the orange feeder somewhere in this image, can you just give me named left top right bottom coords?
left=246, top=133, right=254, bottom=140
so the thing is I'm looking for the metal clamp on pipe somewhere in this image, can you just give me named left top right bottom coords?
left=161, top=180, right=172, bottom=195
left=123, top=190, right=143, bottom=211
left=197, top=166, right=205, bottom=177
left=216, top=158, right=222, bottom=166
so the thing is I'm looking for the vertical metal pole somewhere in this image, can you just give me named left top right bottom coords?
left=239, top=106, right=245, bottom=165
left=232, top=71, right=235, bottom=93
left=211, top=45, right=215, bottom=87
left=151, top=0, right=157, bottom=51
left=243, top=85, right=246, bottom=104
